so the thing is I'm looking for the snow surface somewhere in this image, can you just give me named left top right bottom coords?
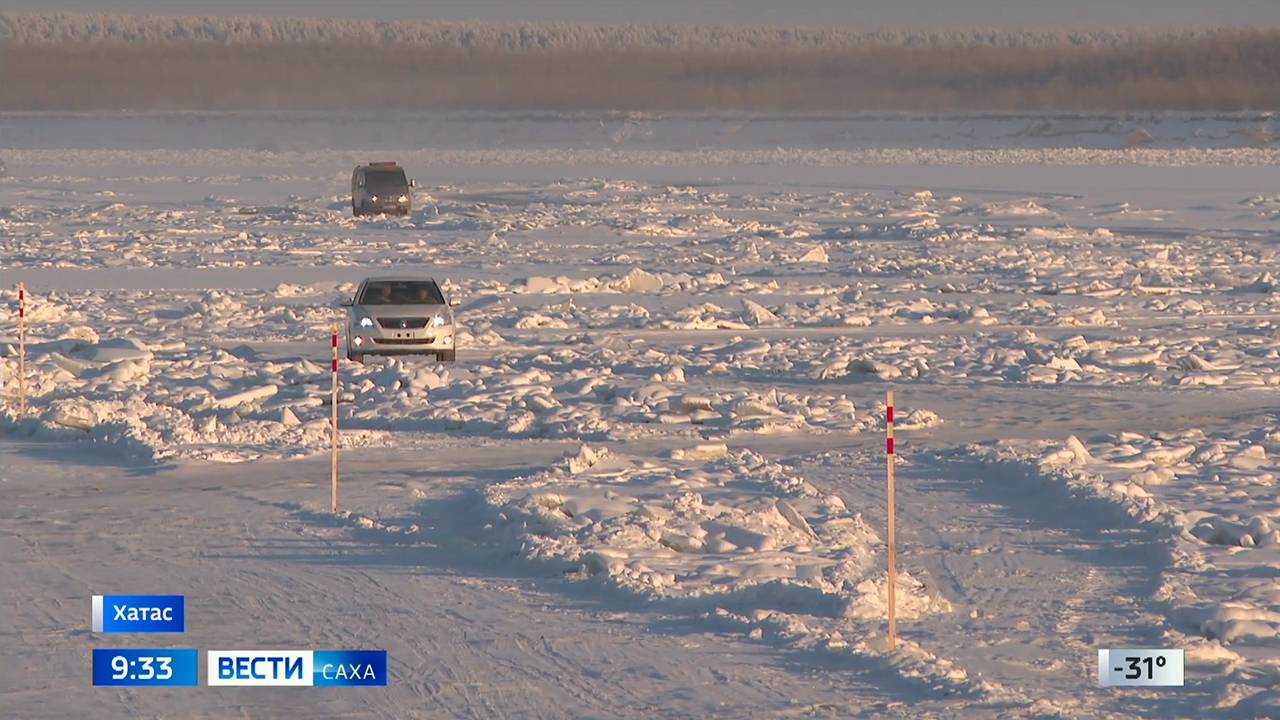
left=3, top=112, right=1280, bottom=718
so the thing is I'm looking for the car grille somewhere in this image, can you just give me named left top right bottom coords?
left=372, top=337, right=434, bottom=345
left=377, top=317, right=428, bottom=330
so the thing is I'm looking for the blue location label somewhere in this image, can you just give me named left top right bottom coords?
left=93, top=595, right=185, bottom=633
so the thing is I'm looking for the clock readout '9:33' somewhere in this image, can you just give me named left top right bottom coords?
left=92, top=649, right=199, bottom=687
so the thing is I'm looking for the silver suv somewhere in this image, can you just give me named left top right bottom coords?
left=351, top=162, right=414, bottom=217
left=341, top=276, right=457, bottom=363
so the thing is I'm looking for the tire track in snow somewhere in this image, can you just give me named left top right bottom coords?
left=794, top=447, right=1171, bottom=717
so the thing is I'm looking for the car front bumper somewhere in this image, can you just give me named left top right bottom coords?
left=349, top=327, right=453, bottom=355
left=362, top=201, right=410, bottom=214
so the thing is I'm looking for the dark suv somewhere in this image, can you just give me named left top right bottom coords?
left=351, top=162, right=414, bottom=216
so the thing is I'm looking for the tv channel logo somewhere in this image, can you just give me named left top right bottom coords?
left=207, top=651, right=313, bottom=686
left=207, top=650, right=388, bottom=687
left=92, top=595, right=185, bottom=634
left=314, top=651, right=388, bottom=687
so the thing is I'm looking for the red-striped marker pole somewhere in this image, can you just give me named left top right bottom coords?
left=17, top=283, right=26, bottom=414
left=330, top=326, right=339, bottom=513
left=886, top=389, right=897, bottom=650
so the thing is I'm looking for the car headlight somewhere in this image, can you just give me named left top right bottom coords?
left=398, top=194, right=408, bottom=203
left=359, top=316, right=374, bottom=328
left=432, top=314, right=448, bottom=327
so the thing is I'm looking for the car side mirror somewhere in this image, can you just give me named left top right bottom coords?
left=448, top=297, right=461, bottom=307
left=409, top=179, right=417, bottom=188
left=339, top=297, right=354, bottom=307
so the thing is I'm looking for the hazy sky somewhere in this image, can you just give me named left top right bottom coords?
left=2, top=0, right=1278, bottom=29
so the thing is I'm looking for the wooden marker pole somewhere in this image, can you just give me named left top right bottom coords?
left=886, top=389, right=897, bottom=650
left=18, top=283, right=26, bottom=414
left=330, top=326, right=339, bottom=513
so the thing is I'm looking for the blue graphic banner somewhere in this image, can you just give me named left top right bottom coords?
left=93, top=595, right=185, bottom=634
left=92, top=649, right=199, bottom=687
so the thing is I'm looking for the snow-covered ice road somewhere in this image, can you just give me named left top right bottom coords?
left=0, top=431, right=1244, bottom=718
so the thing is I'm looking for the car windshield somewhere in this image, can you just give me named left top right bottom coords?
left=358, top=280, right=444, bottom=305
left=365, top=169, right=407, bottom=195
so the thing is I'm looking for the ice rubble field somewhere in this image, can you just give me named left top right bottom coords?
left=4, top=113, right=1280, bottom=716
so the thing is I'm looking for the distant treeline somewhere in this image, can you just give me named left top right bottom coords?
left=3, top=14, right=1280, bottom=111
left=2, top=14, right=1256, bottom=50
